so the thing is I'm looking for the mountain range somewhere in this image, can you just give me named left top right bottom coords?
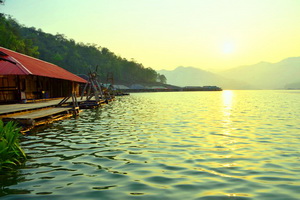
left=158, top=57, right=300, bottom=90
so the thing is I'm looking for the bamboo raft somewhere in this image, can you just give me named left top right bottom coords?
left=1, top=107, right=74, bottom=132
left=0, top=94, right=114, bottom=132
left=0, top=95, right=79, bottom=132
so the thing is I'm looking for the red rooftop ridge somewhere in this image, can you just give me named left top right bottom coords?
left=0, top=47, right=87, bottom=83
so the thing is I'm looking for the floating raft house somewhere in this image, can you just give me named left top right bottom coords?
left=0, top=47, right=87, bottom=103
left=0, top=47, right=90, bottom=131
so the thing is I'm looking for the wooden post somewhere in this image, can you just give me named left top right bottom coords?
left=16, top=75, right=21, bottom=102
left=85, top=82, right=91, bottom=101
left=81, top=82, right=88, bottom=100
left=91, top=79, right=100, bottom=102
left=95, top=80, right=104, bottom=99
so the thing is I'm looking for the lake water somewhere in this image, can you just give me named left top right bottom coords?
left=1, top=90, right=300, bottom=200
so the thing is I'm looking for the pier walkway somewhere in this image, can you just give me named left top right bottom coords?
left=0, top=98, right=78, bottom=130
left=0, top=96, right=112, bottom=132
left=0, top=97, right=109, bottom=116
left=0, top=99, right=65, bottom=116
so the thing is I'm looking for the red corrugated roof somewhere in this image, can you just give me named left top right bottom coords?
left=0, top=47, right=87, bottom=83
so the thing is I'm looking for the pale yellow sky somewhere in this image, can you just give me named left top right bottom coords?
left=2, top=0, right=300, bottom=71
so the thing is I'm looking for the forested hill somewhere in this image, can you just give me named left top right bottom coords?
left=0, top=14, right=166, bottom=85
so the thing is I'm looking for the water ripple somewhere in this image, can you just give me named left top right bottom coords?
left=1, top=91, right=300, bottom=200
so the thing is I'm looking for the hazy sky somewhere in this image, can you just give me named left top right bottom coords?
left=1, top=0, right=300, bottom=71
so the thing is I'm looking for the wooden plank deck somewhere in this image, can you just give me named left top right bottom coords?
left=1, top=107, right=74, bottom=131
left=0, top=96, right=113, bottom=133
left=3, top=107, right=72, bottom=120
left=0, top=96, right=113, bottom=132
left=0, top=99, right=65, bottom=115
left=0, top=97, right=107, bottom=116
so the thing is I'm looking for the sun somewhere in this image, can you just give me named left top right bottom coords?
left=221, top=41, right=236, bottom=54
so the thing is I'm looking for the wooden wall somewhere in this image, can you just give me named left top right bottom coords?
left=0, top=75, right=18, bottom=102
left=0, top=75, right=80, bottom=103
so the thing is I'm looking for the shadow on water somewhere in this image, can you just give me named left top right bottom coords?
left=0, top=170, right=31, bottom=197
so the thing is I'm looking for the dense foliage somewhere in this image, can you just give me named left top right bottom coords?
left=0, top=15, right=166, bottom=85
left=0, top=15, right=39, bottom=57
left=0, top=120, right=26, bottom=171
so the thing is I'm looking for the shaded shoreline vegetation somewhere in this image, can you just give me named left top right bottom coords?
left=0, top=120, right=26, bottom=171
left=0, top=14, right=167, bottom=85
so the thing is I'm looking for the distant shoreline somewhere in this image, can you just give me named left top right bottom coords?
left=121, top=88, right=222, bottom=93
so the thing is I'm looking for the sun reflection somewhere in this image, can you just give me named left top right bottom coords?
left=222, top=90, right=234, bottom=136
left=223, top=90, right=234, bottom=109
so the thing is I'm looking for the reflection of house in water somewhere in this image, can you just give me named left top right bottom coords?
left=0, top=47, right=87, bottom=103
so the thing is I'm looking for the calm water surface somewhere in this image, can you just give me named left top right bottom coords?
left=1, top=90, right=300, bottom=200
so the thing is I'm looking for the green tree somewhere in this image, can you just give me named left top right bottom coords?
left=158, top=74, right=167, bottom=84
left=2, top=16, right=162, bottom=85
left=0, top=15, right=39, bottom=57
